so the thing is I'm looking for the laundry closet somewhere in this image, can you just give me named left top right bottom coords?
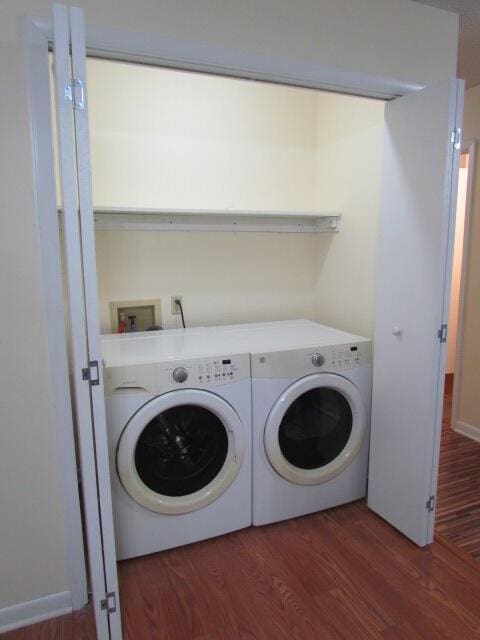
left=54, top=56, right=382, bottom=574
left=54, top=54, right=460, bottom=541
left=43, top=7, right=462, bottom=637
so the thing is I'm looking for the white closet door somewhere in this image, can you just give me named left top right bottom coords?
left=368, top=78, right=464, bottom=546
left=53, top=4, right=122, bottom=638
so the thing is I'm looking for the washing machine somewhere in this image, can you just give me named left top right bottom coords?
left=247, top=321, right=372, bottom=526
left=101, top=332, right=251, bottom=560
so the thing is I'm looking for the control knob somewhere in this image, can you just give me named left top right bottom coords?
left=173, top=367, right=188, bottom=383
left=311, top=353, right=325, bottom=367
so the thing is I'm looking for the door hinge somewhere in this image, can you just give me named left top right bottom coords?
left=65, top=78, right=86, bottom=110
left=437, top=324, right=447, bottom=343
left=100, top=591, right=117, bottom=614
left=451, top=127, right=462, bottom=150
left=82, top=360, right=100, bottom=386
left=426, top=495, right=435, bottom=512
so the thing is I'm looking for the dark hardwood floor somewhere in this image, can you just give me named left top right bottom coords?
left=4, top=378, right=480, bottom=639
left=4, top=500, right=480, bottom=640
left=436, top=374, right=480, bottom=562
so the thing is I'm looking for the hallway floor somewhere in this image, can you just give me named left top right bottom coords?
left=436, top=375, right=480, bottom=561
left=3, top=381, right=480, bottom=639
left=4, top=499, right=480, bottom=640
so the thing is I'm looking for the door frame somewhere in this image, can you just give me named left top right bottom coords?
left=451, top=140, right=477, bottom=437
left=29, top=14, right=423, bottom=101
left=24, top=3, right=447, bottom=622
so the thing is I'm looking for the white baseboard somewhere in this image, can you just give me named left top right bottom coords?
left=0, top=591, right=72, bottom=634
left=454, top=421, right=480, bottom=443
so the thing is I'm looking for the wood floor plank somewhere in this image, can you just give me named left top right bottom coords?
left=436, top=376, right=480, bottom=563
left=5, top=501, right=480, bottom=640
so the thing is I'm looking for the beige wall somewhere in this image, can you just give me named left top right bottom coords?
left=314, top=94, right=385, bottom=338
left=0, top=0, right=458, bottom=86
left=0, top=45, right=68, bottom=609
left=456, top=85, right=480, bottom=432
left=90, top=62, right=381, bottom=339
left=89, top=60, right=317, bottom=212
left=90, top=61, right=320, bottom=332
left=0, top=0, right=458, bottom=619
left=96, top=230, right=321, bottom=330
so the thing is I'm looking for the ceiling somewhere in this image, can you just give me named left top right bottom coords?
left=412, top=0, right=480, bottom=88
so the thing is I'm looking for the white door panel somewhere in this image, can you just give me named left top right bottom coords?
left=69, top=7, right=123, bottom=638
left=368, top=78, right=464, bottom=546
left=53, top=4, right=122, bottom=637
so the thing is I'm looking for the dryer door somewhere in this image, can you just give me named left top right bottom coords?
left=117, top=389, right=245, bottom=514
left=264, top=374, right=367, bottom=485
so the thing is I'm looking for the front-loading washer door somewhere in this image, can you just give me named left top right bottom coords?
left=264, top=373, right=367, bottom=486
left=117, top=389, right=245, bottom=514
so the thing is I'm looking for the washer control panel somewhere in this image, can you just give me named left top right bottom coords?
left=251, top=341, right=372, bottom=379
left=160, top=353, right=250, bottom=390
left=103, top=353, right=250, bottom=396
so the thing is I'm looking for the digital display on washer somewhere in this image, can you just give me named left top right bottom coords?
left=350, top=347, right=358, bottom=352
left=222, top=359, right=231, bottom=364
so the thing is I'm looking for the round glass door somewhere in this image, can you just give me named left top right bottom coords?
left=264, top=374, right=366, bottom=485
left=135, top=405, right=229, bottom=497
left=117, top=389, right=245, bottom=514
left=278, top=388, right=352, bottom=470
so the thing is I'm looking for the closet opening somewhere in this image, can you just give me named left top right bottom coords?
left=436, top=144, right=480, bottom=562
left=51, top=53, right=387, bottom=634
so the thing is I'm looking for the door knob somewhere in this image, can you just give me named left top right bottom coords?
left=392, top=326, right=402, bottom=336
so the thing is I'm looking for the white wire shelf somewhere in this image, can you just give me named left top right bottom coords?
left=90, top=207, right=341, bottom=233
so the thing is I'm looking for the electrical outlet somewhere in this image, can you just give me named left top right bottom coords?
left=171, top=295, right=183, bottom=315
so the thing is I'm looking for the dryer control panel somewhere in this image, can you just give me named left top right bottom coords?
left=251, top=341, right=372, bottom=379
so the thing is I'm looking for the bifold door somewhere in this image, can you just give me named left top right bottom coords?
left=52, top=4, right=122, bottom=638
left=368, top=78, right=464, bottom=546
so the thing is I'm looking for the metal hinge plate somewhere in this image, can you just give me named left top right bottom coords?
left=426, top=495, right=435, bottom=512
left=65, top=78, right=86, bottom=110
left=100, top=591, right=117, bottom=614
left=82, top=360, right=100, bottom=386
left=437, top=324, right=447, bottom=343
left=451, top=128, right=462, bottom=150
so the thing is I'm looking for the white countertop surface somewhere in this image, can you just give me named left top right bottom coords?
left=101, top=319, right=369, bottom=368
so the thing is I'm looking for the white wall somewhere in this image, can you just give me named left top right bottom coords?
left=314, top=93, right=386, bottom=338
left=446, top=162, right=468, bottom=374
left=0, top=0, right=458, bottom=623
left=456, top=85, right=480, bottom=434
